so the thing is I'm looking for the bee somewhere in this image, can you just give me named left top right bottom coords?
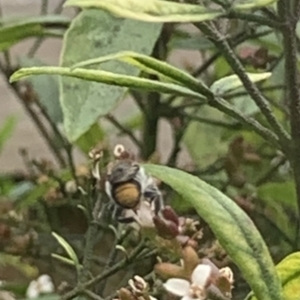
left=105, top=160, right=164, bottom=223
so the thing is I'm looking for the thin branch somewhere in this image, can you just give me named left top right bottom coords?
left=181, top=111, right=242, bottom=130
left=105, top=113, right=142, bottom=148
left=83, top=290, right=104, bottom=300
left=0, top=65, right=67, bottom=167
left=61, top=241, right=146, bottom=300
left=192, top=28, right=273, bottom=77
left=35, top=99, right=79, bottom=184
left=255, top=156, right=286, bottom=186
left=209, top=97, right=280, bottom=147
left=222, top=11, right=281, bottom=28
left=224, top=85, right=286, bottom=100
left=278, top=0, right=300, bottom=248
left=195, top=22, right=291, bottom=151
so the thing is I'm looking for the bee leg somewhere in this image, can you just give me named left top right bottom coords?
left=144, top=185, right=164, bottom=215
left=153, top=193, right=164, bottom=215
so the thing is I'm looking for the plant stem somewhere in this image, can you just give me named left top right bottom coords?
left=105, top=113, right=142, bottom=148
left=209, top=97, right=280, bottom=147
left=181, top=112, right=241, bottom=130
left=0, top=67, right=67, bottom=167
left=192, top=28, right=273, bottom=77
left=278, top=0, right=300, bottom=248
left=223, top=12, right=281, bottom=28
left=62, top=241, right=145, bottom=300
left=195, top=22, right=291, bottom=151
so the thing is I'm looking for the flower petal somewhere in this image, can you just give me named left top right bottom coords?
left=191, top=264, right=212, bottom=287
left=182, top=295, right=197, bottom=300
left=163, top=278, right=190, bottom=296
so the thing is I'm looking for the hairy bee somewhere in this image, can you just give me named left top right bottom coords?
left=105, top=160, right=164, bottom=222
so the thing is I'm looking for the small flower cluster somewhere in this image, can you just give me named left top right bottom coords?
left=26, top=274, right=55, bottom=299
left=89, top=145, right=234, bottom=300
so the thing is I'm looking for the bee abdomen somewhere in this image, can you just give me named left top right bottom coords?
left=113, top=182, right=140, bottom=209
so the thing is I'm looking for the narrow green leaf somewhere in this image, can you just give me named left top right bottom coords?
left=60, top=9, right=161, bottom=141
left=51, top=253, right=77, bottom=266
left=52, top=232, right=79, bottom=266
left=19, top=57, right=63, bottom=124
left=10, top=66, right=205, bottom=107
left=143, top=164, right=282, bottom=300
left=234, top=0, right=277, bottom=10
left=64, top=0, right=223, bottom=23
left=72, top=51, right=211, bottom=96
left=0, top=116, right=16, bottom=152
left=0, top=15, right=70, bottom=51
left=210, top=72, right=272, bottom=96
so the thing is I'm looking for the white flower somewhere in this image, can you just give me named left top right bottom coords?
left=163, top=264, right=212, bottom=300
left=122, top=200, right=155, bottom=228
left=26, top=275, right=54, bottom=298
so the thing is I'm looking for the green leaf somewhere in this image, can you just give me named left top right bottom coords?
left=233, top=0, right=278, bottom=10
left=257, top=181, right=297, bottom=243
left=18, top=57, right=63, bottom=124
left=72, top=50, right=211, bottom=95
left=248, top=252, right=300, bottom=300
left=64, top=0, right=223, bottom=23
left=59, top=9, right=161, bottom=142
left=143, top=164, right=282, bottom=300
left=75, top=122, right=106, bottom=154
left=276, top=252, right=300, bottom=299
left=183, top=106, right=227, bottom=168
left=52, top=232, right=80, bottom=267
left=210, top=72, right=272, bottom=96
left=51, top=253, right=79, bottom=267
left=0, top=116, right=16, bottom=152
left=0, top=15, right=69, bottom=51
left=10, top=66, right=205, bottom=110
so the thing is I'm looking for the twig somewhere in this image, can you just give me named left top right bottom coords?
left=0, top=64, right=67, bottom=167
left=79, top=193, right=105, bottom=283
left=35, top=99, right=79, bottom=184
left=222, top=11, right=281, bottom=28
left=209, top=97, right=280, bottom=148
left=223, top=85, right=286, bottom=100
left=255, top=156, right=286, bottom=186
left=105, top=113, right=142, bottom=148
left=192, top=28, right=273, bottom=77
left=61, top=241, right=146, bottom=300
left=195, top=22, right=291, bottom=151
left=96, top=227, right=132, bottom=295
left=83, top=290, right=104, bottom=300
left=181, top=112, right=242, bottom=130
left=278, top=0, right=300, bottom=248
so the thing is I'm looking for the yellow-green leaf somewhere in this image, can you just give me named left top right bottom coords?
left=234, top=0, right=278, bottom=10
left=52, top=232, right=79, bottom=267
left=64, top=0, right=223, bottom=23
left=143, top=164, right=282, bottom=300
left=72, top=51, right=211, bottom=96
left=210, top=73, right=272, bottom=96
left=60, top=9, right=161, bottom=142
left=248, top=252, right=300, bottom=300
left=0, top=15, right=69, bottom=51
left=10, top=66, right=205, bottom=108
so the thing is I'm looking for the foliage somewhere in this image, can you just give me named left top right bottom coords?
left=0, top=0, right=300, bottom=300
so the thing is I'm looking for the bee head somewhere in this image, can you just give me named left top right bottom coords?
left=108, top=160, right=140, bottom=184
